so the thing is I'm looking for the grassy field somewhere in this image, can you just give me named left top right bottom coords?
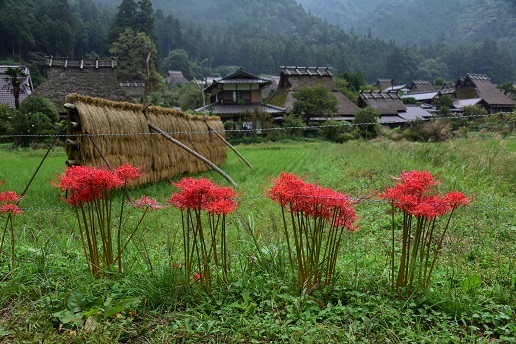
left=0, top=136, right=515, bottom=343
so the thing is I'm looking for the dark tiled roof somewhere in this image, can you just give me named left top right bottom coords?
left=195, top=103, right=285, bottom=116
left=359, top=91, right=406, bottom=115
left=402, top=91, right=439, bottom=101
left=204, top=68, right=271, bottom=93
left=0, top=65, right=33, bottom=108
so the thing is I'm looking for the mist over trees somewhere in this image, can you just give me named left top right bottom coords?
left=0, top=0, right=514, bottom=84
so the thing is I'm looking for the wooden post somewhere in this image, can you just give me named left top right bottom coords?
left=147, top=121, right=238, bottom=187
left=206, top=123, right=253, bottom=169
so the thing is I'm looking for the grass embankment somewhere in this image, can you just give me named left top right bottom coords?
left=0, top=137, right=514, bottom=343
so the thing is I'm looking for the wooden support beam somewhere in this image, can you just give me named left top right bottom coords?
left=206, top=123, right=253, bottom=169
left=147, top=121, right=238, bottom=187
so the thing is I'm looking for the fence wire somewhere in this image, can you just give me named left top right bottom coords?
left=1, top=112, right=514, bottom=138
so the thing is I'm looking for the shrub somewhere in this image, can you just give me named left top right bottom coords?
left=353, top=107, right=379, bottom=139
left=19, top=96, right=58, bottom=123
left=320, top=120, right=353, bottom=142
left=11, top=111, right=55, bottom=147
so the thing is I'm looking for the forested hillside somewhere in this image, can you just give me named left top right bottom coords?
left=297, top=0, right=516, bottom=73
left=0, top=0, right=514, bottom=84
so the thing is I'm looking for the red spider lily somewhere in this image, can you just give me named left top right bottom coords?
left=0, top=203, right=22, bottom=215
left=56, top=165, right=124, bottom=206
left=116, top=163, right=142, bottom=182
left=0, top=191, right=21, bottom=204
left=380, top=170, right=471, bottom=294
left=132, top=195, right=163, bottom=210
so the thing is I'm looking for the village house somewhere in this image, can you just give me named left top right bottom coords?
left=195, top=68, right=285, bottom=129
left=358, top=90, right=432, bottom=125
left=408, top=80, right=435, bottom=93
left=29, top=57, right=134, bottom=113
left=0, top=65, right=34, bottom=108
left=165, top=70, right=189, bottom=85
left=455, top=73, right=515, bottom=114
left=269, top=66, right=360, bottom=122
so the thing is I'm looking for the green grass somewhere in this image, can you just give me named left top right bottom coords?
left=0, top=137, right=515, bottom=343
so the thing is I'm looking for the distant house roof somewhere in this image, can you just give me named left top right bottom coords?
left=166, top=70, right=189, bottom=84
left=0, top=65, right=33, bottom=108
left=376, top=78, right=393, bottom=91
left=204, top=68, right=271, bottom=93
left=358, top=91, right=406, bottom=115
left=455, top=73, right=515, bottom=107
left=119, top=80, right=145, bottom=101
left=196, top=103, right=285, bottom=117
left=270, top=66, right=359, bottom=116
left=29, top=57, right=133, bottom=111
left=400, top=105, right=434, bottom=121
left=409, top=80, right=435, bottom=93
left=402, top=91, right=439, bottom=102
left=452, top=98, right=483, bottom=109
left=382, top=84, right=409, bottom=93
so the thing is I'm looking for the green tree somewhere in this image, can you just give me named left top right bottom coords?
left=0, top=104, right=15, bottom=142
left=353, top=107, right=379, bottom=139
left=108, top=0, right=138, bottom=44
left=2, top=67, right=28, bottom=109
left=11, top=111, right=54, bottom=147
left=497, top=81, right=516, bottom=95
left=109, top=28, right=162, bottom=101
left=162, top=49, right=192, bottom=79
left=292, top=85, right=338, bottom=124
left=178, top=81, right=203, bottom=111
left=18, top=96, right=58, bottom=123
left=435, top=94, right=454, bottom=117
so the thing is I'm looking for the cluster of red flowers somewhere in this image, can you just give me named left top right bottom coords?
left=56, top=164, right=142, bottom=206
left=268, top=172, right=356, bottom=231
left=167, top=177, right=239, bottom=215
left=0, top=190, right=22, bottom=215
left=379, top=170, right=471, bottom=218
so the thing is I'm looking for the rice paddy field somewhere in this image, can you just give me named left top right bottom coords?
left=0, top=135, right=515, bottom=343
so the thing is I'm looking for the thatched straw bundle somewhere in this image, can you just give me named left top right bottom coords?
left=65, top=94, right=227, bottom=186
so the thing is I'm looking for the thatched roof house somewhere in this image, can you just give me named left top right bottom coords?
left=29, top=57, right=133, bottom=112
left=409, top=80, right=435, bottom=93
left=357, top=90, right=433, bottom=126
left=0, top=65, right=34, bottom=108
left=166, top=70, right=189, bottom=85
left=455, top=73, right=515, bottom=114
left=270, top=66, right=359, bottom=116
left=375, top=78, right=393, bottom=91
left=65, top=94, right=227, bottom=186
left=358, top=90, right=406, bottom=116
left=119, top=80, right=145, bottom=102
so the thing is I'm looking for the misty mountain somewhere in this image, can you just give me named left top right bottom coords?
left=296, top=0, right=382, bottom=30
left=295, top=0, right=516, bottom=65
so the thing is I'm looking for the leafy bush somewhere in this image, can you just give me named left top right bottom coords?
left=11, top=111, right=55, bottom=147
left=402, top=120, right=452, bottom=142
left=320, top=120, right=353, bottom=142
left=18, top=96, right=58, bottom=123
left=353, top=107, right=380, bottom=138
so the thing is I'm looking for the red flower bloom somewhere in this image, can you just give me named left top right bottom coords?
left=443, top=191, right=471, bottom=208
left=55, top=165, right=124, bottom=206
left=0, top=191, right=21, bottom=204
left=1, top=203, right=22, bottom=215
left=132, top=195, right=163, bottom=210
left=116, top=164, right=142, bottom=182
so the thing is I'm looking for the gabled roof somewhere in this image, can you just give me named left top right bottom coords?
left=271, top=66, right=359, bottom=116
left=400, top=105, right=434, bottom=121
left=456, top=73, right=515, bottom=107
left=204, top=68, right=271, bottom=92
left=0, top=65, right=33, bottom=108
left=376, top=78, right=393, bottom=91
left=166, top=70, right=189, bottom=84
left=358, top=91, right=406, bottom=115
left=409, top=80, right=435, bottom=92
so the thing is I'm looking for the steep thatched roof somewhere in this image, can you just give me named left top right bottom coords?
left=29, top=58, right=133, bottom=111
left=358, top=91, right=406, bottom=115
left=65, top=94, right=227, bottom=186
left=166, top=70, right=189, bottom=85
left=456, top=74, right=515, bottom=107
left=271, top=66, right=359, bottom=116
left=409, top=80, right=435, bottom=93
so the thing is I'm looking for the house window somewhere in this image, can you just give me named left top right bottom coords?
left=220, top=90, right=251, bottom=104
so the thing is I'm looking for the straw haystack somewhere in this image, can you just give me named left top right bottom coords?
left=65, top=94, right=227, bottom=186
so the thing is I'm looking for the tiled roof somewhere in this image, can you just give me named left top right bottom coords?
left=195, top=103, right=285, bottom=116
left=402, top=91, right=439, bottom=101
left=0, top=65, right=33, bottom=108
left=400, top=105, right=434, bottom=121
left=204, top=68, right=271, bottom=92
left=452, top=98, right=482, bottom=109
